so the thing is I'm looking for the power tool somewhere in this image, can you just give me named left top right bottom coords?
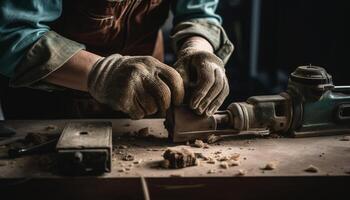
left=165, top=66, right=350, bottom=142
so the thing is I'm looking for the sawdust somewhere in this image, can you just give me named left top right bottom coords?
left=162, top=148, right=197, bottom=169
left=305, top=165, right=319, bottom=173
left=122, top=154, right=135, bottom=161
left=262, top=161, right=278, bottom=170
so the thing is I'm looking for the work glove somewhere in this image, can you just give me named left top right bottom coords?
left=88, top=54, right=184, bottom=119
left=174, top=46, right=229, bottom=117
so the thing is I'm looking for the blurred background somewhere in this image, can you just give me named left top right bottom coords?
left=1, top=0, right=349, bottom=119
left=164, top=0, right=350, bottom=106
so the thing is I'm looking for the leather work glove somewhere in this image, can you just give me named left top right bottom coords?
left=174, top=38, right=229, bottom=116
left=88, top=54, right=184, bottom=119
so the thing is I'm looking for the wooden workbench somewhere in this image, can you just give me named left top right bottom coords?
left=0, top=119, right=349, bottom=200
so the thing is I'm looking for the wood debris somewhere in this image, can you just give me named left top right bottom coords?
left=133, top=159, right=143, bottom=164
left=193, top=140, right=205, bottom=148
left=207, top=169, right=216, bottom=174
left=118, top=168, right=126, bottom=172
left=207, top=134, right=221, bottom=144
left=206, top=157, right=216, bottom=164
left=122, top=154, right=135, bottom=161
left=305, top=165, right=319, bottom=173
left=228, top=160, right=240, bottom=166
left=220, top=162, right=229, bottom=169
left=162, top=148, right=197, bottom=169
left=119, top=145, right=128, bottom=149
left=237, top=169, right=246, bottom=176
left=262, top=161, right=278, bottom=170
left=339, top=136, right=350, bottom=141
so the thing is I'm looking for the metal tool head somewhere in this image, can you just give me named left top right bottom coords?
left=165, top=106, right=234, bottom=142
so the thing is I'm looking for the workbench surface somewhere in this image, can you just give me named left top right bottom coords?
left=1, top=119, right=349, bottom=178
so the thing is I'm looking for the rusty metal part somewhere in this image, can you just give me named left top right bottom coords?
left=56, top=121, right=112, bottom=174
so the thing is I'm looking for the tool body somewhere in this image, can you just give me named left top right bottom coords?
left=165, top=66, right=350, bottom=142
left=56, top=121, right=112, bottom=174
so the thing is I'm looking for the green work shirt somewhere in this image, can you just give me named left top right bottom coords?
left=0, top=0, right=221, bottom=78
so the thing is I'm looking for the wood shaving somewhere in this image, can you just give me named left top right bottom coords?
left=305, top=165, right=319, bottom=173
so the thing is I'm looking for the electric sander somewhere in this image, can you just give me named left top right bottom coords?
left=165, top=65, right=350, bottom=142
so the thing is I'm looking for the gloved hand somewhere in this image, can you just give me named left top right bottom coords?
left=88, top=54, right=184, bottom=119
left=174, top=38, right=229, bottom=116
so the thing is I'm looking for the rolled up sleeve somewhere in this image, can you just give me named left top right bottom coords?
left=170, top=0, right=234, bottom=64
left=0, top=0, right=62, bottom=77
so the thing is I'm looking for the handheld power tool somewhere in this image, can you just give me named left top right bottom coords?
left=165, top=66, right=350, bottom=142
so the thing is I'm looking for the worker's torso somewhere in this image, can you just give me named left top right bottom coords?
left=52, top=0, right=171, bottom=60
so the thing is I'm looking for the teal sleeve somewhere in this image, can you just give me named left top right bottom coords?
left=0, top=0, right=62, bottom=77
left=171, top=0, right=221, bottom=25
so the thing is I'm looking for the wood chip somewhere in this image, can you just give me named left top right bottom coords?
left=263, top=162, right=278, bottom=170
left=193, top=140, right=205, bottom=148
left=237, top=169, right=246, bottom=176
left=118, top=168, right=126, bottom=172
left=119, top=145, right=128, bottom=149
left=162, top=148, right=197, bottom=169
left=228, top=160, right=240, bottom=166
left=133, top=159, right=143, bottom=164
left=220, top=162, right=229, bottom=169
left=230, top=153, right=240, bottom=161
left=122, top=154, right=135, bottom=161
left=207, top=169, right=216, bottom=174
left=207, top=134, right=221, bottom=144
left=206, top=157, right=216, bottom=164
left=305, top=165, right=319, bottom=173
left=170, top=174, right=183, bottom=177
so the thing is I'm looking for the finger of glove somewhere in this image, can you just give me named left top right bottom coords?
left=196, top=69, right=225, bottom=115
left=123, top=95, right=145, bottom=120
left=190, top=63, right=215, bottom=110
left=157, top=64, right=185, bottom=106
left=136, top=86, right=158, bottom=116
left=206, top=78, right=230, bottom=116
left=144, top=75, right=171, bottom=116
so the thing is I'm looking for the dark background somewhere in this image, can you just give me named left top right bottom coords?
left=1, top=0, right=350, bottom=119
left=217, top=0, right=350, bottom=104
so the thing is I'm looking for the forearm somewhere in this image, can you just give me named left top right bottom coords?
left=44, top=50, right=101, bottom=91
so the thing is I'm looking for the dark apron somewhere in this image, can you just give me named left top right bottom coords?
left=1, top=0, right=171, bottom=119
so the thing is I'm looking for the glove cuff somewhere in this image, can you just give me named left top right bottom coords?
left=87, top=54, right=124, bottom=104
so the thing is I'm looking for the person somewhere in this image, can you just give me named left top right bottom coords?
left=0, top=0, right=233, bottom=119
